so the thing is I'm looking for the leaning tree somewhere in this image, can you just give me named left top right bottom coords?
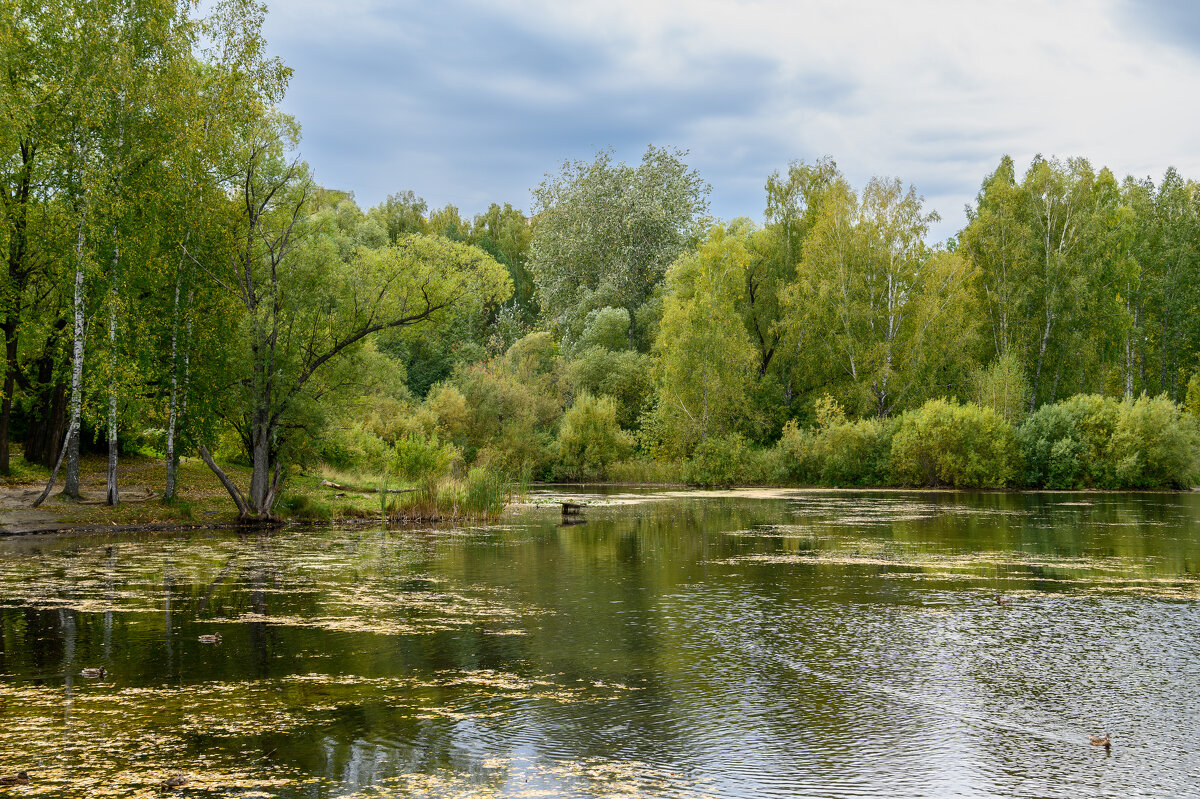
left=193, top=135, right=511, bottom=520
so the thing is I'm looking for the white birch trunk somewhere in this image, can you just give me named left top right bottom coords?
left=164, top=265, right=183, bottom=499
left=106, top=239, right=119, bottom=505
left=63, top=197, right=88, bottom=500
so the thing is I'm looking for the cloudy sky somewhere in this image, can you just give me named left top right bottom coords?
left=263, top=0, right=1200, bottom=243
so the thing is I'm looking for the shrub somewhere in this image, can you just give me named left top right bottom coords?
left=1017, top=395, right=1119, bottom=488
left=816, top=416, right=895, bottom=485
left=1017, top=393, right=1200, bottom=489
left=749, top=444, right=789, bottom=485
left=1109, top=394, right=1200, bottom=488
left=972, top=352, right=1030, bottom=426
left=555, top=393, right=635, bottom=480
left=608, top=457, right=686, bottom=484
left=578, top=306, right=632, bottom=351
left=392, top=430, right=459, bottom=483
left=775, top=419, right=819, bottom=483
left=565, top=347, right=655, bottom=428
left=685, top=433, right=754, bottom=486
left=433, top=355, right=561, bottom=474
left=772, top=397, right=894, bottom=486
left=890, top=398, right=1018, bottom=487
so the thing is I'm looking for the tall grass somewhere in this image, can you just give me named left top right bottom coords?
left=373, top=467, right=518, bottom=523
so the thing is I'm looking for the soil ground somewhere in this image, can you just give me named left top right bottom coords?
left=0, top=451, right=387, bottom=535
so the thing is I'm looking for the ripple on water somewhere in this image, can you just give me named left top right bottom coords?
left=1, top=493, right=1199, bottom=797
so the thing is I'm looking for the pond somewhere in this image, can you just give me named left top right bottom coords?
left=1, top=488, right=1199, bottom=798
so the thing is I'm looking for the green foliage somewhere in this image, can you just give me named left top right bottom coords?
left=784, top=176, right=974, bottom=418
left=529, top=145, right=710, bottom=339
left=424, top=332, right=565, bottom=477
left=813, top=416, right=895, bottom=486
left=564, top=347, right=654, bottom=429
left=467, top=202, right=536, bottom=323
left=1185, top=373, right=1200, bottom=419
left=9, top=0, right=1200, bottom=512
left=555, top=394, right=635, bottom=480
left=655, top=224, right=757, bottom=455
left=369, top=190, right=428, bottom=242
left=683, top=433, right=788, bottom=486
left=504, top=330, right=559, bottom=378
left=278, top=493, right=333, bottom=522
left=392, top=431, right=458, bottom=484
left=1017, top=395, right=1120, bottom=488
left=579, top=307, right=632, bottom=351
left=684, top=433, right=754, bottom=487
left=774, top=397, right=895, bottom=485
left=774, top=420, right=818, bottom=483
left=458, top=466, right=512, bottom=517
left=1109, top=395, right=1200, bottom=488
left=1017, top=394, right=1200, bottom=489
left=889, top=399, right=1018, bottom=487
left=973, top=353, right=1030, bottom=426
left=607, top=457, right=685, bottom=485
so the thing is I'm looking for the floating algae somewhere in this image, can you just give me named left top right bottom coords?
left=3, top=491, right=1200, bottom=798
left=0, top=668, right=645, bottom=797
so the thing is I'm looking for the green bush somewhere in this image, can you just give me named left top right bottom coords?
left=392, top=430, right=458, bottom=483
left=817, top=416, right=894, bottom=485
left=555, top=393, right=635, bottom=480
left=565, top=347, right=655, bottom=428
left=685, top=433, right=754, bottom=486
left=972, top=352, right=1030, bottom=426
left=608, top=457, right=686, bottom=484
left=772, top=397, right=894, bottom=486
left=749, top=443, right=790, bottom=485
left=890, top=398, right=1018, bottom=487
left=1017, top=394, right=1200, bottom=489
left=1109, top=395, right=1200, bottom=488
left=1017, top=394, right=1120, bottom=488
left=578, top=306, right=632, bottom=351
left=775, top=419, right=819, bottom=483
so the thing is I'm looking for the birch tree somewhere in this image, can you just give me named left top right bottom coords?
left=0, top=0, right=74, bottom=475
left=960, top=156, right=1032, bottom=361
left=160, top=0, right=290, bottom=499
left=1020, top=156, right=1096, bottom=407
left=784, top=176, right=970, bottom=417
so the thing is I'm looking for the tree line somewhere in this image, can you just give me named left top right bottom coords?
left=4, top=2, right=1199, bottom=518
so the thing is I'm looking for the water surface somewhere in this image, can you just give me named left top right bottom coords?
left=1, top=489, right=1199, bottom=797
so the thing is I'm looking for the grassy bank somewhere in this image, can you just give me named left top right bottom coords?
left=0, top=452, right=519, bottom=531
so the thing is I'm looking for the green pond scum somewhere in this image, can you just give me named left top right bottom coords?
left=2, top=488, right=1200, bottom=797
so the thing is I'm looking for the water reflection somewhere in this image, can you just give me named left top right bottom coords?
left=0, top=489, right=1198, bottom=797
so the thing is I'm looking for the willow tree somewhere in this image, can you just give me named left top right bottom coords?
left=654, top=224, right=757, bottom=455
left=195, top=136, right=511, bottom=520
left=750, top=157, right=842, bottom=423
left=529, top=145, right=709, bottom=345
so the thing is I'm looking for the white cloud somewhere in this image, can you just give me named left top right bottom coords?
left=263, top=0, right=1200, bottom=240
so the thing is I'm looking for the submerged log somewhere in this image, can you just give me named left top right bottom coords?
left=561, top=501, right=585, bottom=516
